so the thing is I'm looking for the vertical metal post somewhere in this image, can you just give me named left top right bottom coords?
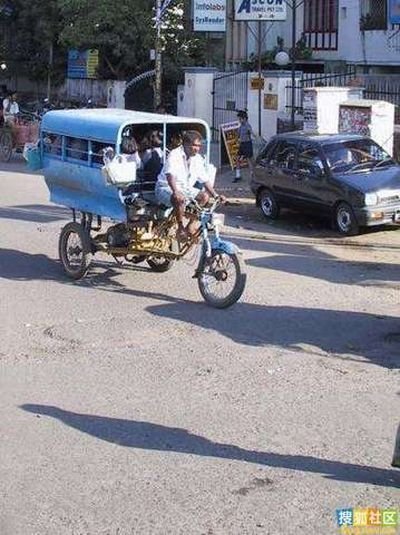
left=154, top=0, right=162, bottom=109
left=257, top=19, right=262, bottom=137
left=290, top=0, right=297, bottom=130
left=47, top=42, right=53, bottom=101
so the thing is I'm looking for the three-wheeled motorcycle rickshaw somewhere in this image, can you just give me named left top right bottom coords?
left=40, top=108, right=246, bottom=308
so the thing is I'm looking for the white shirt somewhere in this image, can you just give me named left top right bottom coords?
left=157, top=145, right=208, bottom=190
left=3, top=99, right=19, bottom=116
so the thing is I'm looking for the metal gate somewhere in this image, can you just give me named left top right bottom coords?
left=212, top=71, right=249, bottom=140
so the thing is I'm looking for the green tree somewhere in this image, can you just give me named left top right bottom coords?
left=3, top=0, right=65, bottom=83
left=57, top=0, right=155, bottom=79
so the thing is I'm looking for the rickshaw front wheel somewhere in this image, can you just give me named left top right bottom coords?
left=59, top=222, right=92, bottom=280
left=198, top=249, right=246, bottom=308
left=0, top=130, right=13, bottom=162
left=147, top=256, right=173, bottom=272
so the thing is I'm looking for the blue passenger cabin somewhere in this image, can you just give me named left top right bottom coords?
left=41, top=108, right=211, bottom=222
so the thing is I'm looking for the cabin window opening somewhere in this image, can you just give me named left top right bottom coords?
left=66, top=137, right=89, bottom=162
left=42, top=131, right=62, bottom=157
left=91, top=141, right=115, bottom=166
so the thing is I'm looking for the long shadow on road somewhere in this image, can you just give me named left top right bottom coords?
left=231, top=236, right=400, bottom=288
left=0, top=204, right=70, bottom=223
left=248, top=253, right=400, bottom=289
left=0, top=248, right=398, bottom=368
left=146, top=301, right=400, bottom=369
left=20, top=404, right=400, bottom=489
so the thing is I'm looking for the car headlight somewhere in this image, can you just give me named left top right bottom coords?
left=364, top=192, right=378, bottom=206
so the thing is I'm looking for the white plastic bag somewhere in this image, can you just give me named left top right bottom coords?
left=23, top=141, right=42, bottom=171
left=23, top=142, right=38, bottom=161
left=102, top=154, right=138, bottom=186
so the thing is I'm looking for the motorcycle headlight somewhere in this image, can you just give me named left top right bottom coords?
left=364, top=192, right=378, bottom=206
left=211, top=213, right=225, bottom=228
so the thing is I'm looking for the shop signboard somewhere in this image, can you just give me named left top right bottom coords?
left=234, top=0, right=286, bottom=21
left=220, top=121, right=240, bottom=169
left=67, top=49, right=99, bottom=79
left=194, top=0, right=226, bottom=31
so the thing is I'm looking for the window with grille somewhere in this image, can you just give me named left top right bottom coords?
left=303, top=0, right=338, bottom=50
left=360, top=0, right=387, bottom=30
left=304, top=0, right=338, bottom=33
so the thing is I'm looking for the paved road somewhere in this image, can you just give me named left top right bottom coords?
left=1, top=160, right=399, bottom=535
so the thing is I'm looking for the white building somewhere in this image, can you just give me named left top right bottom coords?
left=226, top=0, right=400, bottom=74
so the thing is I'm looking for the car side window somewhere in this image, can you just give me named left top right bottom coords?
left=257, top=140, right=276, bottom=163
left=297, top=144, right=324, bottom=177
left=270, top=141, right=297, bottom=170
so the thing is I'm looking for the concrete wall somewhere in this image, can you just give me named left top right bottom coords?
left=177, top=68, right=300, bottom=141
left=243, top=0, right=400, bottom=71
left=304, top=1, right=400, bottom=69
left=177, top=68, right=217, bottom=124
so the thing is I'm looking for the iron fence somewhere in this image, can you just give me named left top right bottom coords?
left=212, top=71, right=248, bottom=141
left=285, top=70, right=400, bottom=125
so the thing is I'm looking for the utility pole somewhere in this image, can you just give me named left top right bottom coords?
left=154, top=0, right=162, bottom=109
left=257, top=20, right=262, bottom=137
left=47, top=42, right=53, bottom=101
left=290, top=0, right=297, bottom=130
left=283, top=0, right=305, bottom=130
left=246, top=21, right=274, bottom=137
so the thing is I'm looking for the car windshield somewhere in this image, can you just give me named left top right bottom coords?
left=323, top=139, right=394, bottom=174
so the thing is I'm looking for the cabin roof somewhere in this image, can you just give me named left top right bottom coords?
left=41, top=108, right=209, bottom=142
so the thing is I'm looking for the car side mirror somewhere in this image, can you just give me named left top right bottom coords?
left=309, top=162, right=325, bottom=178
left=311, top=165, right=323, bottom=177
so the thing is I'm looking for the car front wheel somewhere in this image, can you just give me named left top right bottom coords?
left=335, top=202, right=359, bottom=236
left=258, top=188, right=280, bottom=220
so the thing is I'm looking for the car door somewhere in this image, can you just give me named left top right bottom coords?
left=288, top=142, right=330, bottom=213
left=254, top=139, right=298, bottom=204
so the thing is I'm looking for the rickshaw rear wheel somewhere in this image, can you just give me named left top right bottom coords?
left=59, top=222, right=92, bottom=280
left=147, top=256, right=173, bottom=272
left=0, top=130, right=13, bottom=162
left=198, top=249, right=246, bottom=308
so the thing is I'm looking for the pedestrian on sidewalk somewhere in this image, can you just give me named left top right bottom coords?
left=234, top=109, right=254, bottom=183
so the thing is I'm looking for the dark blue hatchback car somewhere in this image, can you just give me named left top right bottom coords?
left=250, top=132, right=400, bottom=235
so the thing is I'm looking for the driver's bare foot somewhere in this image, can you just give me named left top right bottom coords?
left=177, top=227, right=188, bottom=242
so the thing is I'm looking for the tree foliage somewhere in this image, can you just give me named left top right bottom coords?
left=57, top=0, right=154, bottom=79
left=2, top=0, right=65, bottom=82
left=2, top=0, right=213, bottom=90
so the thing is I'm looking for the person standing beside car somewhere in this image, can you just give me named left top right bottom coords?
left=234, top=110, right=254, bottom=183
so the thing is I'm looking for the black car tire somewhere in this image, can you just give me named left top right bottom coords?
left=258, top=188, right=280, bottom=220
left=335, top=202, right=359, bottom=236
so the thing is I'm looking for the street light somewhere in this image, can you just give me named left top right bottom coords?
left=283, top=0, right=305, bottom=130
left=275, top=51, right=289, bottom=67
left=0, top=62, right=7, bottom=71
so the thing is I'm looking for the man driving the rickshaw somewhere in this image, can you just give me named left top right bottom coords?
left=155, top=130, right=223, bottom=241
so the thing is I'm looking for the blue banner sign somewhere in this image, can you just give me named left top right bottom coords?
left=389, top=0, right=400, bottom=24
left=67, top=49, right=99, bottom=79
